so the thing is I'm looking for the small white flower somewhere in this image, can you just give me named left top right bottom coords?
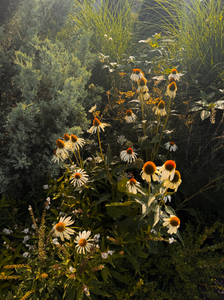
left=117, top=135, right=127, bottom=145
left=150, top=229, right=157, bottom=234
left=43, top=184, right=49, bottom=189
left=107, top=250, right=115, bottom=255
left=22, top=228, right=29, bottom=234
left=94, top=234, right=100, bottom=242
left=104, top=34, right=108, bottom=37
left=168, top=237, right=176, bottom=244
left=3, top=228, right=12, bottom=235
left=108, top=37, right=113, bottom=41
left=23, top=235, right=30, bottom=243
left=46, top=205, right=50, bottom=210
left=69, top=266, right=75, bottom=273
left=23, top=252, right=29, bottom=258
left=52, top=238, right=59, bottom=245
left=28, top=205, right=32, bottom=211
left=46, top=197, right=51, bottom=204
left=101, top=252, right=108, bottom=259
left=31, top=224, right=36, bottom=229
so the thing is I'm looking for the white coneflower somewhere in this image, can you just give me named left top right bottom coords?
left=130, top=68, right=145, bottom=81
left=70, top=169, right=89, bottom=187
left=74, top=230, right=94, bottom=254
left=165, top=81, right=177, bottom=99
left=163, top=170, right=182, bottom=192
left=137, top=77, right=148, bottom=93
left=120, top=148, right=137, bottom=163
left=168, top=68, right=182, bottom=81
left=54, top=216, right=75, bottom=241
left=126, top=178, right=143, bottom=194
left=88, top=117, right=110, bottom=134
left=152, top=100, right=166, bottom=116
left=164, top=141, right=178, bottom=152
left=159, top=160, right=176, bottom=181
left=163, top=215, right=180, bottom=234
left=52, top=150, right=66, bottom=164
left=55, top=139, right=69, bottom=157
left=141, top=161, right=160, bottom=182
left=70, top=134, right=85, bottom=150
left=124, top=109, right=137, bottom=123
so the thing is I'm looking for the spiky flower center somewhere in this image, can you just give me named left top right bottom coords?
left=71, top=135, right=78, bottom=143
left=143, top=161, right=156, bottom=175
left=133, top=68, right=142, bottom=75
left=55, top=222, right=65, bottom=232
left=79, top=238, right=87, bottom=247
left=56, top=139, right=65, bottom=149
left=63, top=134, right=70, bottom=141
left=158, top=100, right=165, bottom=109
left=74, top=173, right=81, bottom=179
left=139, top=77, right=147, bottom=86
left=168, top=82, right=177, bottom=91
left=171, top=170, right=181, bottom=183
left=164, top=160, right=176, bottom=171
left=93, top=118, right=101, bottom=126
left=129, top=178, right=137, bottom=185
left=126, top=109, right=132, bottom=116
left=126, top=148, right=133, bottom=155
left=169, top=216, right=180, bottom=227
left=170, top=141, right=175, bottom=146
left=171, top=69, right=177, bottom=74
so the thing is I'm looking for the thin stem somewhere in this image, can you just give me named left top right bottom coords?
left=77, top=147, right=83, bottom=168
left=153, top=97, right=172, bottom=160
left=139, top=91, right=146, bottom=136
left=153, top=114, right=161, bottom=157
left=71, top=149, right=80, bottom=167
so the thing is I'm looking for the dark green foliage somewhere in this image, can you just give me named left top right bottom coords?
left=0, top=0, right=99, bottom=197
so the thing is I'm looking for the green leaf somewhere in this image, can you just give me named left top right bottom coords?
left=200, top=90, right=207, bottom=100
left=207, top=92, right=215, bottom=101
left=165, top=205, right=176, bottom=216
left=188, top=106, right=202, bottom=112
left=200, top=110, right=210, bottom=121
left=148, top=240, right=158, bottom=254
left=105, top=144, right=113, bottom=166
left=125, top=255, right=139, bottom=273
left=110, top=270, right=127, bottom=283
left=91, top=286, right=110, bottom=297
left=175, top=230, right=185, bottom=247
left=131, top=249, right=148, bottom=258
left=101, top=266, right=111, bottom=282
left=113, top=164, right=127, bottom=175
left=106, top=207, right=124, bottom=218
left=153, top=204, right=160, bottom=227
left=117, top=177, right=128, bottom=193
left=106, top=201, right=135, bottom=207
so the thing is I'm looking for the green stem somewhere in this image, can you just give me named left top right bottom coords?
left=153, top=97, right=172, bottom=160
left=71, top=149, right=80, bottom=167
left=77, top=147, right=83, bottom=168
left=139, top=91, right=146, bottom=136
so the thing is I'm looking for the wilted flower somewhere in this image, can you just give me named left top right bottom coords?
left=130, top=68, right=145, bottom=81
left=126, top=178, right=144, bottom=194
left=152, top=100, right=166, bottom=116
left=70, top=135, right=85, bottom=150
left=89, top=105, right=97, bottom=113
left=165, top=81, right=177, bottom=98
